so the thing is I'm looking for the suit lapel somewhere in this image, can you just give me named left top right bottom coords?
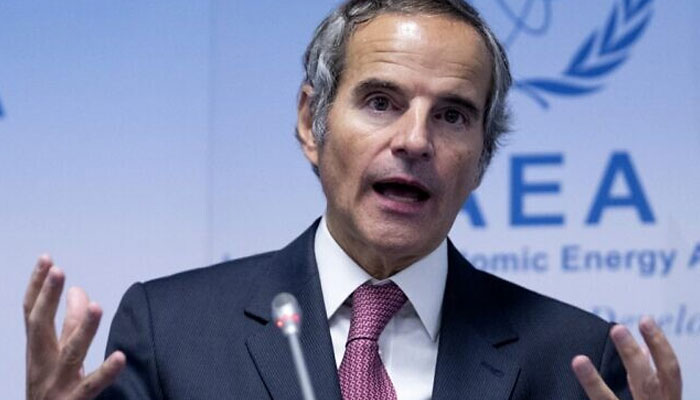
left=244, top=221, right=342, bottom=400
left=432, top=242, right=521, bottom=400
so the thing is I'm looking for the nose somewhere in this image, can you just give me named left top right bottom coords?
left=390, top=104, right=434, bottom=161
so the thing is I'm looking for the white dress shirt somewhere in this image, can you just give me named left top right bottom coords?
left=315, top=216, right=448, bottom=400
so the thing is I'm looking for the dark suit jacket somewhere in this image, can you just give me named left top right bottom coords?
left=98, top=220, right=631, bottom=399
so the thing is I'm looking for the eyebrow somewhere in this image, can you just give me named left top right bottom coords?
left=350, top=78, right=482, bottom=120
left=351, top=78, right=405, bottom=101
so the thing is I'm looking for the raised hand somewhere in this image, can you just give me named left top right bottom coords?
left=24, top=255, right=126, bottom=400
left=572, top=317, right=682, bottom=400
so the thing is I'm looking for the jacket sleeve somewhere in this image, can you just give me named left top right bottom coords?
left=96, top=283, right=164, bottom=400
left=598, top=323, right=632, bottom=400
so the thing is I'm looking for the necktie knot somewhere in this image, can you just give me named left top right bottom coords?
left=347, top=282, right=407, bottom=342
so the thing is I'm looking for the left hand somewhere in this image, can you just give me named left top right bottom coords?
left=572, top=317, right=682, bottom=400
left=24, top=255, right=125, bottom=399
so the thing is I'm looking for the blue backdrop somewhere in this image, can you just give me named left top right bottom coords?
left=1, top=1, right=698, bottom=398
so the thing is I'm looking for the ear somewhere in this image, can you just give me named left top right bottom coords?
left=296, top=84, right=319, bottom=167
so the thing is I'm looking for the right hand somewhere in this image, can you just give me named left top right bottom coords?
left=24, top=255, right=126, bottom=400
left=572, top=319, right=682, bottom=400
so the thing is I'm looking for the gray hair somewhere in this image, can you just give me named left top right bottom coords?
left=300, top=0, right=512, bottom=180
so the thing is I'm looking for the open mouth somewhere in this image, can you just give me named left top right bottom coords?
left=373, top=180, right=431, bottom=203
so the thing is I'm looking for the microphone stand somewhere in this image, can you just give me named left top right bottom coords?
left=272, top=293, right=317, bottom=400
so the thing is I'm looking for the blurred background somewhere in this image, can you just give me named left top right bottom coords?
left=1, top=0, right=698, bottom=398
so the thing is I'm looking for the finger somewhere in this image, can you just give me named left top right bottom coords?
left=571, top=355, right=618, bottom=400
left=23, top=255, right=53, bottom=323
left=26, top=266, right=64, bottom=352
left=56, top=302, right=103, bottom=382
left=71, top=351, right=126, bottom=400
left=640, top=317, right=683, bottom=400
left=610, top=324, right=660, bottom=399
left=627, top=373, right=639, bottom=399
left=60, top=287, right=89, bottom=346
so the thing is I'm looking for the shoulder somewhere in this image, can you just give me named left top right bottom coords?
left=477, top=268, right=606, bottom=325
left=476, top=267, right=611, bottom=336
left=450, top=256, right=624, bottom=398
left=471, top=267, right=614, bottom=372
left=114, top=251, right=280, bottom=326
left=143, top=251, right=277, bottom=291
left=447, top=245, right=614, bottom=364
left=123, top=219, right=321, bottom=316
left=447, top=243, right=612, bottom=340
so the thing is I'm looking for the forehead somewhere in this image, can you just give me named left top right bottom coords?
left=341, top=13, right=493, bottom=108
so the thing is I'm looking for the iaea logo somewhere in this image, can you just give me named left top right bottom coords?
left=497, top=0, right=654, bottom=109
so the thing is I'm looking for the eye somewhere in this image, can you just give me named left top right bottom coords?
left=367, top=95, right=392, bottom=112
left=435, top=108, right=468, bottom=126
left=444, top=109, right=463, bottom=124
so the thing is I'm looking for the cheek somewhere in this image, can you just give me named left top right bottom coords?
left=465, top=150, right=482, bottom=187
left=461, top=135, right=484, bottom=186
left=318, top=136, right=364, bottom=200
left=323, top=125, right=379, bottom=182
left=441, top=146, right=481, bottom=195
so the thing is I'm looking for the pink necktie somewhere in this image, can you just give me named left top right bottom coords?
left=338, top=282, right=407, bottom=400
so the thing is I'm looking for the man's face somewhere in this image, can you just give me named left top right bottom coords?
left=299, top=13, right=492, bottom=273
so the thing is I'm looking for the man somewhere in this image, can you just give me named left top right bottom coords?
left=24, top=0, right=682, bottom=399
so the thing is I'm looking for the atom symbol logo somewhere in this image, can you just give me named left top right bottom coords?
left=496, top=0, right=555, bottom=49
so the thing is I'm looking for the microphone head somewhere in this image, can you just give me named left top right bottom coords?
left=271, top=292, right=302, bottom=336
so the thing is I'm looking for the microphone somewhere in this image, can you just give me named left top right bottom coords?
left=271, top=293, right=317, bottom=400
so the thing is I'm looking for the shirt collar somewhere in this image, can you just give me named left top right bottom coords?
left=314, top=215, right=448, bottom=341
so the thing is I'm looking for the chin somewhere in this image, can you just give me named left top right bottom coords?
left=364, top=223, right=438, bottom=257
